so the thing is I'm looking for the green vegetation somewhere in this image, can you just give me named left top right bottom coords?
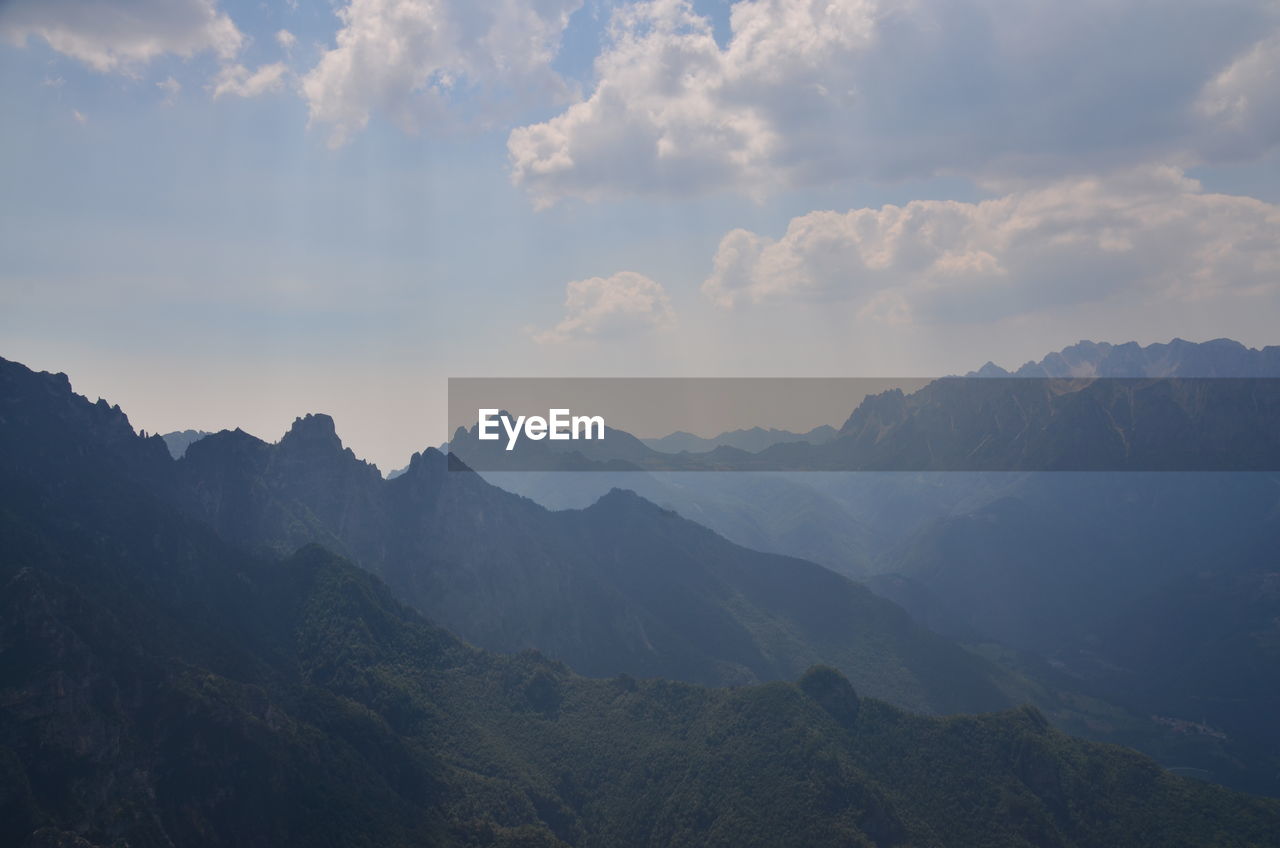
left=4, top=514, right=1277, bottom=847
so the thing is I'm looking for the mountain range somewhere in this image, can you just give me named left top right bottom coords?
left=159, top=428, right=211, bottom=459
left=970, top=337, right=1280, bottom=378
left=455, top=338, right=1280, bottom=794
left=641, top=424, right=838, bottom=454
left=4, top=351, right=1280, bottom=846
left=174, top=411, right=1011, bottom=715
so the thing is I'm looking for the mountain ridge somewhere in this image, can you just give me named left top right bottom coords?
left=4, top=352, right=1278, bottom=847
left=970, top=337, right=1280, bottom=378
left=178, top=416, right=1020, bottom=714
left=0, top=355, right=1019, bottom=716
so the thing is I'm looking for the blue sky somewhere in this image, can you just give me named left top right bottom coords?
left=2, top=0, right=1279, bottom=469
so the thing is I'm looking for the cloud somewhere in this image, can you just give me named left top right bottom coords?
left=535, top=271, right=675, bottom=343
left=0, top=0, right=243, bottom=73
left=509, top=0, right=1280, bottom=205
left=276, top=29, right=297, bottom=52
left=702, top=167, right=1280, bottom=323
left=71, top=109, right=87, bottom=124
left=301, top=0, right=583, bottom=147
left=1195, top=34, right=1280, bottom=162
left=211, top=63, right=289, bottom=99
left=157, top=76, right=182, bottom=105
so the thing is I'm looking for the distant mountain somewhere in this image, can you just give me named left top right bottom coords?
left=449, top=417, right=664, bottom=471
left=970, top=337, right=1280, bottom=377
left=0, top=360, right=1019, bottom=715
left=9, top=346, right=1280, bottom=791
left=456, top=339, right=1280, bottom=564
left=4, top=354, right=1278, bottom=848
left=480, top=469, right=878, bottom=577
left=176, top=412, right=1017, bottom=715
left=452, top=377, right=1280, bottom=473
left=456, top=339, right=1280, bottom=793
left=879, top=470, right=1280, bottom=794
left=643, top=424, right=837, bottom=454
left=159, top=428, right=210, bottom=459
left=804, top=375, right=1280, bottom=471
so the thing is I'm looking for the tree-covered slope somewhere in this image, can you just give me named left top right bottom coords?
left=881, top=470, right=1280, bottom=794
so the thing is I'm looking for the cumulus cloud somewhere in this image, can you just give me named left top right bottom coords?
left=301, top=0, right=583, bottom=147
left=702, top=167, right=1280, bottom=323
left=276, top=29, right=297, bottom=52
left=211, top=62, right=289, bottom=99
left=0, top=0, right=243, bottom=73
left=535, top=271, right=675, bottom=343
left=509, top=0, right=1280, bottom=205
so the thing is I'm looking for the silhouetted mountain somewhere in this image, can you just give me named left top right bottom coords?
left=452, top=339, right=1280, bottom=793
left=159, top=428, right=210, bottom=459
left=177, top=413, right=1016, bottom=715
left=754, top=376, right=1280, bottom=471
left=452, top=377, right=1280, bottom=473
left=4, top=355, right=1278, bottom=848
left=969, top=337, right=1280, bottom=378
left=449, top=417, right=662, bottom=471
left=643, top=424, right=837, bottom=454
left=479, top=469, right=878, bottom=576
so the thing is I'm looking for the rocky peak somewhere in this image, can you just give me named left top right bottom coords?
left=279, top=413, right=343, bottom=455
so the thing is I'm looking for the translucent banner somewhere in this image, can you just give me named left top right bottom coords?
left=447, top=377, right=1280, bottom=471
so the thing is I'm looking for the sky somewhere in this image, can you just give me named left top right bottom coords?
left=1, top=0, right=1279, bottom=470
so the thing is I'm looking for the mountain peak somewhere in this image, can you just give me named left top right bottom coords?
left=280, top=413, right=342, bottom=452
left=972, top=361, right=1008, bottom=377
left=587, top=487, right=671, bottom=516
left=287, top=412, right=337, bottom=437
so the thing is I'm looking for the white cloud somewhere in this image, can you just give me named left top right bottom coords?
left=157, top=76, right=182, bottom=105
left=71, top=109, right=87, bottom=124
left=211, top=62, right=289, bottom=99
left=535, top=271, right=675, bottom=343
left=1196, top=34, right=1280, bottom=162
left=509, top=0, right=1280, bottom=205
left=276, top=29, right=297, bottom=52
left=703, top=167, right=1280, bottom=323
left=1, top=0, right=243, bottom=74
left=301, top=0, right=583, bottom=147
